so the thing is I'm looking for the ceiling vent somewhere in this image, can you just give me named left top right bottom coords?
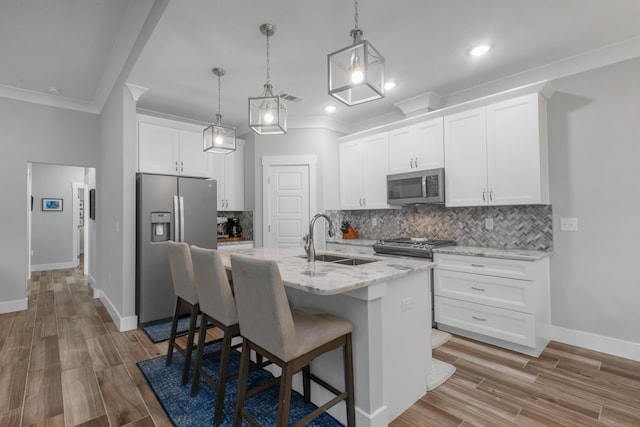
left=279, top=92, right=303, bottom=103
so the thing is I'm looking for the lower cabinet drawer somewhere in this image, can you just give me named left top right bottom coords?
left=434, top=269, right=535, bottom=313
left=435, top=296, right=536, bottom=347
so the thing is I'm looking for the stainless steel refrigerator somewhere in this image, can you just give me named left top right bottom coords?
left=136, top=173, right=217, bottom=324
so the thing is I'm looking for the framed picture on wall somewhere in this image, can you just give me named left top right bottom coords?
left=42, top=198, right=63, bottom=211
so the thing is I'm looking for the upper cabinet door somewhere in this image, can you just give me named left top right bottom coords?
left=178, top=130, right=213, bottom=178
left=487, top=93, right=547, bottom=205
left=361, top=133, right=390, bottom=209
left=414, top=117, right=444, bottom=171
left=388, top=126, right=414, bottom=174
left=138, top=122, right=179, bottom=175
left=223, top=141, right=245, bottom=211
left=444, top=107, right=488, bottom=207
left=339, top=139, right=364, bottom=210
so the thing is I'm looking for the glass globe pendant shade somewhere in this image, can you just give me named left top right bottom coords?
left=203, top=114, right=236, bottom=154
left=249, top=83, right=287, bottom=135
left=328, top=29, right=385, bottom=106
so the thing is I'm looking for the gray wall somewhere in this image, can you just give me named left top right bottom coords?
left=547, top=58, right=640, bottom=343
left=250, top=128, right=342, bottom=247
left=0, top=97, right=99, bottom=304
left=31, top=163, right=85, bottom=266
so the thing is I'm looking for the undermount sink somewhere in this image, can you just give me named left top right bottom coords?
left=297, top=253, right=379, bottom=266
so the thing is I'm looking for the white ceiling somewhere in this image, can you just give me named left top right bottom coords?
left=4, top=0, right=640, bottom=132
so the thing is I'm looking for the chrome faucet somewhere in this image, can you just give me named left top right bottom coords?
left=303, top=213, right=336, bottom=262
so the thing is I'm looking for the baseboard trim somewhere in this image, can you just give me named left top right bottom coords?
left=31, top=262, right=76, bottom=272
left=551, top=325, right=640, bottom=362
left=99, top=291, right=138, bottom=333
left=0, top=298, right=28, bottom=314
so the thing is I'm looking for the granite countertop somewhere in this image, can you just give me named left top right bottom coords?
left=326, top=238, right=378, bottom=247
left=432, top=245, right=552, bottom=261
left=216, top=247, right=434, bottom=295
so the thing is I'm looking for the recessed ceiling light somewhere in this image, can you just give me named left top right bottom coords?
left=324, top=105, right=336, bottom=113
left=469, top=44, right=491, bottom=57
left=384, top=81, right=396, bottom=90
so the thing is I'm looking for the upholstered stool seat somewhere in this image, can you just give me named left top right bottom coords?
left=166, top=241, right=200, bottom=385
left=230, top=254, right=355, bottom=427
left=189, top=245, right=242, bottom=427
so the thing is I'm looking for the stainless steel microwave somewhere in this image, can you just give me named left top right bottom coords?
left=387, top=168, right=445, bottom=205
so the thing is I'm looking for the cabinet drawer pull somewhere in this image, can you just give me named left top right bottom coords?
left=472, top=316, right=487, bottom=322
left=471, top=286, right=486, bottom=291
left=471, top=263, right=485, bottom=268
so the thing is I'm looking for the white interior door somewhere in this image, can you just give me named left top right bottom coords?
left=265, top=165, right=310, bottom=248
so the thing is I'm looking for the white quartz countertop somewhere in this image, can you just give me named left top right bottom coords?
left=217, top=240, right=254, bottom=246
left=432, top=245, right=551, bottom=261
left=217, top=247, right=434, bottom=295
left=326, top=238, right=377, bottom=247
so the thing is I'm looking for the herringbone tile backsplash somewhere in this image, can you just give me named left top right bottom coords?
left=326, top=205, right=553, bottom=251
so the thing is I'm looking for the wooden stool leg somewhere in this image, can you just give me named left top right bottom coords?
left=302, top=364, right=311, bottom=403
left=276, top=362, right=294, bottom=427
left=181, top=303, right=199, bottom=384
left=214, top=328, right=233, bottom=427
left=344, top=333, right=356, bottom=427
left=190, top=314, right=209, bottom=396
left=166, top=298, right=181, bottom=365
left=233, top=340, right=251, bottom=427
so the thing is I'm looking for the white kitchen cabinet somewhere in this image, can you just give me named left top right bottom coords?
left=212, top=140, right=244, bottom=211
left=434, top=252, right=550, bottom=356
left=388, top=118, right=444, bottom=174
left=138, top=118, right=214, bottom=178
left=444, top=93, right=549, bottom=207
left=339, top=133, right=391, bottom=210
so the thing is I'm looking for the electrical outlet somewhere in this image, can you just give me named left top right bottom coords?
left=372, top=218, right=378, bottom=227
left=560, top=218, right=578, bottom=231
left=485, top=218, right=494, bottom=230
left=401, top=297, right=413, bottom=312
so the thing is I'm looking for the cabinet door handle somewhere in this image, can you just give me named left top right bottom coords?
left=471, top=286, right=486, bottom=291
left=415, top=157, right=418, bottom=168
left=175, top=161, right=179, bottom=172
left=363, top=198, right=366, bottom=207
left=472, top=316, right=487, bottom=322
left=180, top=161, right=184, bottom=172
left=489, top=189, right=494, bottom=201
left=410, top=158, right=414, bottom=168
left=471, top=263, right=485, bottom=268
left=482, top=190, right=486, bottom=201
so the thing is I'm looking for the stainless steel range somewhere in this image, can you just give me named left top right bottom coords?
left=373, top=238, right=456, bottom=260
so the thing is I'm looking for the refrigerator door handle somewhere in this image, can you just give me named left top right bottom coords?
left=179, top=196, right=185, bottom=243
left=173, top=195, right=180, bottom=242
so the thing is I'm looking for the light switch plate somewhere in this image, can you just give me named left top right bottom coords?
left=560, top=218, right=578, bottom=231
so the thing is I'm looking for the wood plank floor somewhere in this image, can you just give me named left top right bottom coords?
left=1, top=265, right=639, bottom=426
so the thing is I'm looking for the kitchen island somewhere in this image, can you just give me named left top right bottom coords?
left=216, top=247, right=435, bottom=427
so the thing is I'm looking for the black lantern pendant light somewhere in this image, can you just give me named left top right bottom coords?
left=328, top=0, right=385, bottom=106
left=203, top=67, right=236, bottom=153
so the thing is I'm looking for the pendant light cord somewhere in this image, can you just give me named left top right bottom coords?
left=217, top=73, right=222, bottom=117
left=354, top=0, right=359, bottom=30
left=265, top=31, right=271, bottom=85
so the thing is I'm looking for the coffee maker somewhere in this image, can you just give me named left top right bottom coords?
left=227, top=218, right=242, bottom=238
left=217, top=217, right=229, bottom=238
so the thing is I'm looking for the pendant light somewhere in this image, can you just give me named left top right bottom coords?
left=328, top=0, right=385, bottom=106
left=204, top=68, right=236, bottom=154
left=249, top=23, right=287, bottom=135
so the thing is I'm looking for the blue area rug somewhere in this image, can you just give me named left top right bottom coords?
left=137, top=346, right=342, bottom=426
left=142, top=316, right=201, bottom=343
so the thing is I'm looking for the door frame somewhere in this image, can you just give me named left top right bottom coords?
left=262, top=155, right=317, bottom=248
